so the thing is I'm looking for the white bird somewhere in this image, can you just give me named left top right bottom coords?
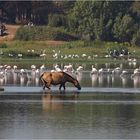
left=31, top=65, right=36, bottom=70
left=112, top=67, right=121, bottom=74
left=90, top=65, right=98, bottom=75
left=40, top=64, right=46, bottom=71
left=0, top=71, right=5, bottom=79
left=35, top=69, right=40, bottom=77
left=98, top=68, right=104, bottom=75
left=120, top=70, right=128, bottom=78
left=54, top=64, right=62, bottom=72
left=63, top=64, right=74, bottom=74
left=13, top=65, right=17, bottom=70
left=0, top=65, right=4, bottom=70
left=19, top=69, right=26, bottom=86
left=12, top=65, right=18, bottom=74
left=82, top=54, right=87, bottom=57
left=20, top=69, right=26, bottom=74
left=131, top=68, right=140, bottom=79
left=76, top=66, right=83, bottom=72
left=134, top=68, right=140, bottom=74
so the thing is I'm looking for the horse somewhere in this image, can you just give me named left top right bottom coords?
left=40, top=71, right=81, bottom=90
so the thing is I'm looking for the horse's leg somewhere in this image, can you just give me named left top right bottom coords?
left=41, top=79, right=46, bottom=90
left=46, top=85, right=51, bottom=90
left=59, top=84, right=62, bottom=90
left=59, top=83, right=65, bottom=90
left=43, top=85, right=46, bottom=90
left=41, top=79, right=50, bottom=90
left=46, top=81, right=51, bottom=90
left=63, top=84, right=66, bottom=90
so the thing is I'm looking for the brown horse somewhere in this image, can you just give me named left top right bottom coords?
left=40, top=71, right=81, bottom=90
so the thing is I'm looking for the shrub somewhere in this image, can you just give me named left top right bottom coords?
left=0, top=43, right=8, bottom=48
left=15, top=26, right=78, bottom=41
left=131, top=28, right=140, bottom=47
left=107, top=46, right=129, bottom=57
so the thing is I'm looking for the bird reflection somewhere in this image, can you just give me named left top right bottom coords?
left=75, top=71, right=83, bottom=83
left=90, top=74, right=98, bottom=87
left=121, top=76, right=128, bottom=88
left=98, top=74, right=105, bottom=87
left=13, top=71, right=18, bottom=85
left=0, top=77, right=4, bottom=85
left=132, top=76, right=140, bottom=88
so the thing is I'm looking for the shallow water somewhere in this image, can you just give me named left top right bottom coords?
left=1, top=92, right=140, bottom=139
left=1, top=70, right=140, bottom=88
left=1, top=71, right=140, bottom=139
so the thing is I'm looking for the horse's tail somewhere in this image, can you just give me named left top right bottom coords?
left=40, top=72, right=45, bottom=84
left=40, top=72, right=44, bottom=79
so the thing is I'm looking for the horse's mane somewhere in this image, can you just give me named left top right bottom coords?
left=51, top=71, right=77, bottom=81
left=62, top=71, right=77, bottom=81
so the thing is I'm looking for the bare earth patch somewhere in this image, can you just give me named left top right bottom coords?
left=0, top=24, right=20, bottom=42
left=0, top=24, right=66, bottom=45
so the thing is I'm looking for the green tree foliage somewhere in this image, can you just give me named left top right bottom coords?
left=0, top=1, right=54, bottom=24
left=1, top=1, right=140, bottom=46
left=131, top=1, right=140, bottom=16
left=68, top=1, right=134, bottom=42
left=31, top=1, right=54, bottom=24
left=113, top=14, right=134, bottom=43
left=132, top=27, right=140, bottom=46
left=48, top=14, right=66, bottom=27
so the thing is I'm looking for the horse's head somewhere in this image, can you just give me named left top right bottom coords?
left=74, top=80, right=81, bottom=90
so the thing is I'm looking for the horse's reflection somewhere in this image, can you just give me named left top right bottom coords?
left=42, top=91, right=79, bottom=112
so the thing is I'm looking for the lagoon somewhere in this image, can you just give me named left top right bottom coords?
left=1, top=70, right=140, bottom=139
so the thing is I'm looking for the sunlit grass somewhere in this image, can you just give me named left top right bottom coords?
left=0, top=40, right=139, bottom=65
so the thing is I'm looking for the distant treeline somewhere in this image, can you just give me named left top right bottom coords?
left=1, top=1, right=140, bottom=46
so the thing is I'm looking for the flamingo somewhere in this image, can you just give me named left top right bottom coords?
left=40, top=64, right=46, bottom=72
left=120, top=70, right=129, bottom=78
left=76, top=66, right=83, bottom=72
left=90, top=65, right=98, bottom=75
left=54, top=64, right=62, bottom=72
left=131, top=68, right=140, bottom=79
left=19, top=69, right=26, bottom=86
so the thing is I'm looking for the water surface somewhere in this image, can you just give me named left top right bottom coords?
left=1, top=71, right=140, bottom=139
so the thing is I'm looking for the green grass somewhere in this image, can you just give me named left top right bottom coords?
left=0, top=40, right=139, bottom=67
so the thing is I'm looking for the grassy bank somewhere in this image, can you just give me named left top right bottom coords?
left=0, top=40, right=139, bottom=66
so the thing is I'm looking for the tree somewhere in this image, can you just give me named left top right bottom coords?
left=113, top=14, right=134, bottom=43
left=132, top=26, right=140, bottom=47
left=68, top=1, right=133, bottom=41
left=31, top=1, right=54, bottom=25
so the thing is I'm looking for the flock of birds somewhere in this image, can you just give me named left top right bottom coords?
left=0, top=64, right=83, bottom=86
left=0, top=63, right=140, bottom=87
